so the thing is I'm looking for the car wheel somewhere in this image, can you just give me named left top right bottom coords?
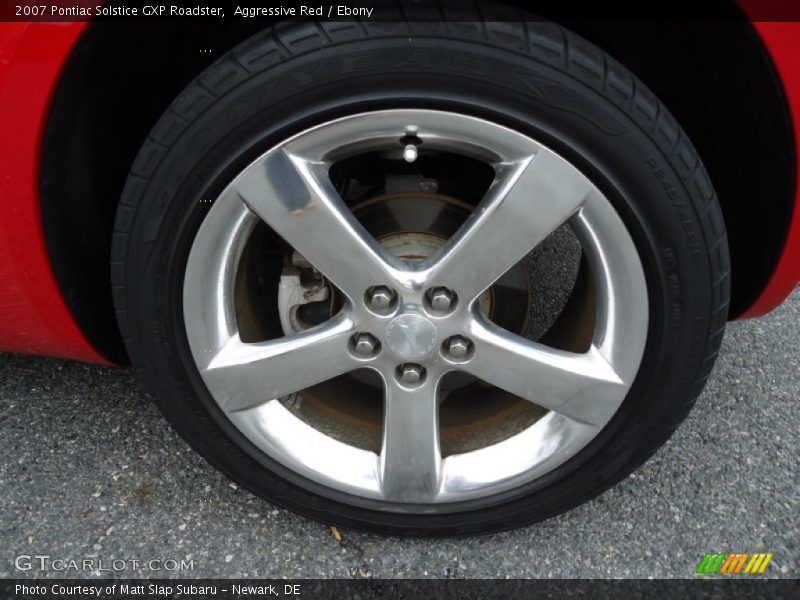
left=112, top=16, right=730, bottom=535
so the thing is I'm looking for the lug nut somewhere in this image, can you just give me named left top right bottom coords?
left=352, top=332, right=380, bottom=357
left=367, top=286, right=396, bottom=311
left=428, top=287, right=455, bottom=312
left=444, top=335, right=473, bottom=361
left=397, top=363, right=426, bottom=386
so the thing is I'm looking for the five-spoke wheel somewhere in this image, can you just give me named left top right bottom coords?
left=183, top=110, right=648, bottom=504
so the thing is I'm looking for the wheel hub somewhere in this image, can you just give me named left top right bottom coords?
left=384, top=313, right=438, bottom=361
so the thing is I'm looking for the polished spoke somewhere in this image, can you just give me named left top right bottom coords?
left=379, top=379, right=442, bottom=502
left=464, top=318, right=626, bottom=427
left=233, top=148, right=399, bottom=296
left=203, top=314, right=356, bottom=413
left=424, top=150, right=592, bottom=304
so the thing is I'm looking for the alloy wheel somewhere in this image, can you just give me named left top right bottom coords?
left=183, top=109, right=649, bottom=507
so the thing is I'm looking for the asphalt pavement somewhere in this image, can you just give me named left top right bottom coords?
left=1, top=290, right=798, bottom=579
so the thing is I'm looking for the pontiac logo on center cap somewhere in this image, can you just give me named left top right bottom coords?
left=384, top=314, right=438, bottom=360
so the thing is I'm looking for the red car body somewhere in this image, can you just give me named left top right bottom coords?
left=1, top=16, right=799, bottom=366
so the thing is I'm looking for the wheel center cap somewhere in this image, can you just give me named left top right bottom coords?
left=385, top=314, right=438, bottom=360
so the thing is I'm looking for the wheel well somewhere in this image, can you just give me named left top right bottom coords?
left=40, top=16, right=795, bottom=362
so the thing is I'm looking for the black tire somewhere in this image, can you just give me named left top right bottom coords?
left=111, top=14, right=730, bottom=536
